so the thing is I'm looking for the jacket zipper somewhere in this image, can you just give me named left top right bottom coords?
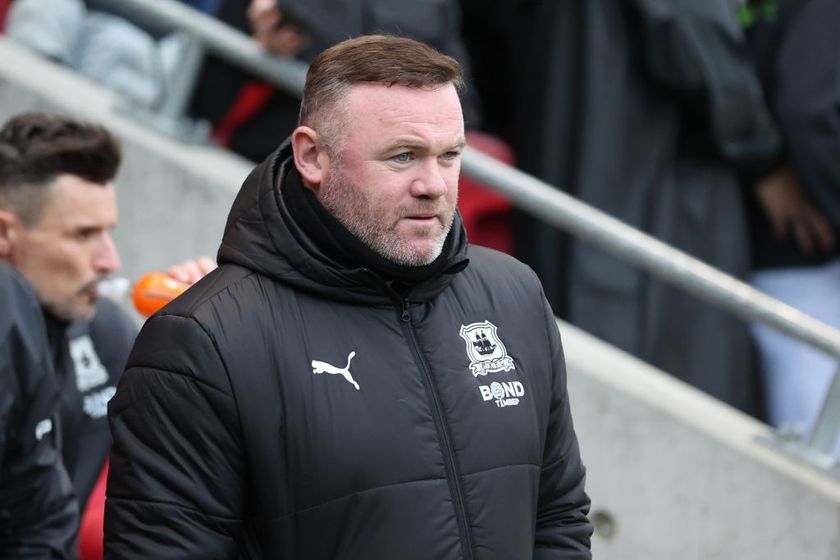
left=400, top=298, right=475, bottom=560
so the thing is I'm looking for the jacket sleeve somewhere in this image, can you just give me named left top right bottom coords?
left=0, top=266, right=78, bottom=559
left=773, top=0, right=840, bottom=226
left=628, top=0, right=782, bottom=177
left=534, top=296, right=592, bottom=559
left=104, top=313, right=246, bottom=559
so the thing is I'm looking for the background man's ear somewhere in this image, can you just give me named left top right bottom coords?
left=0, top=210, right=17, bottom=258
left=291, top=126, right=328, bottom=191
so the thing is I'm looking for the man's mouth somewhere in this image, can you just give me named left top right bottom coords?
left=402, top=209, right=442, bottom=222
left=82, top=277, right=108, bottom=300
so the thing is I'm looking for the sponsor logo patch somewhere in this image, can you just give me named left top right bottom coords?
left=479, top=381, right=525, bottom=408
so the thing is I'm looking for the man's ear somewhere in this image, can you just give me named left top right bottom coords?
left=291, top=126, right=330, bottom=192
left=0, top=209, right=18, bottom=260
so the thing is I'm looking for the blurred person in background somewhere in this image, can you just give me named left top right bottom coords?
left=0, top=261, right=78, bottom=560
left=0, top=113, right=132, bottom=522
left=458, top=0, right=519, bottom=142
left=508, top=0, right=782, bottom=417
left=4, top=0, right=216, bottom=108
left=191, top=0, right=481, bottom=162
left=742, top=0, right=840, bottom=437
left=0, top=112, right=215, bottom=559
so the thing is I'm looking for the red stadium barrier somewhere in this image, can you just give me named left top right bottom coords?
left=0, top=0, right=11, bottom=32
left=460, top=131, right=514, bottom=254
left=78, top=460, right=108, bottom=560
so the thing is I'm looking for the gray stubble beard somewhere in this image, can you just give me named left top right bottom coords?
left=318, top=169, right=455, bottom=267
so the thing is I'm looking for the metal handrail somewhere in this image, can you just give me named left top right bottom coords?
left=102, top=0, right=308, bottom=96
left=95, top=0, right=840, bottom=463
left=462, top=150, right=840, bottom=464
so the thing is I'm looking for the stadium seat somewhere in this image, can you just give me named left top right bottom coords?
left=78, top=460, right=109, bottom=560
left=460, top=131, right=514, bottom=254
left=0, top=0, right=11, bottom=32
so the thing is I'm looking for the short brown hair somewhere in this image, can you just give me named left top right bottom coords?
left=299, top=34, right=465, bottom=130
left=0, top=113, right=120, bottom=225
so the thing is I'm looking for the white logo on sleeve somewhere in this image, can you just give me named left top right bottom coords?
left=312, top=351, right=360, bottom=390
left=70, top=335, right=109, bottom=391
left=459, top=321, right=515, bottom=376
left=35, top=418, right=53, bottom=441
left=83, top=386, right=117, bottom=419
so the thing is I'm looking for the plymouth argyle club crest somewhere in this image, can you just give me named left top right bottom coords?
left=459, top=321, right=516, bottom=376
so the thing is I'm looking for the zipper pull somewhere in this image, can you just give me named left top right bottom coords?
left=401, top=299, right=411, bottom=323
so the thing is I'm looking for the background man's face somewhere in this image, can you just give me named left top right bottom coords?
left=317, top=83, right=465, bottom=266
left=5, top=174, right=120, bottom=321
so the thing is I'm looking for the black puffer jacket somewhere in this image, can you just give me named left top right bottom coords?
left=105, top=145, right=591, bottom=559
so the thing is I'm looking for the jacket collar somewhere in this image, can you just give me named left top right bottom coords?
left=217, top=141, right=469, bottom=305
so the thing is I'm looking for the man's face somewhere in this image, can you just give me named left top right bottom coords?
left=317, top=83, right=465, bottom=266
left=2, top=174, right=120, bottom=321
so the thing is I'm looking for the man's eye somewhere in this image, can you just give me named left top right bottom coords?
left=392, top=152, right=412, bottom=163
left=442, top=151, right=461, bottom=160
left=74, top=229, right=96, bottom=241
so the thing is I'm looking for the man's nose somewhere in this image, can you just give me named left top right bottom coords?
left=93, top=233, right=121, bottom=274
left=411, top=159, right=449, bottom=198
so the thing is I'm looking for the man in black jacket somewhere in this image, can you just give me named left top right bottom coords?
left=0, top=113, right=215, bottom=556
left=0, top=113, right=136, bottom=523
left=0, top=262, right=78, bottom=559
left=106, top=35, right=592, bottom=559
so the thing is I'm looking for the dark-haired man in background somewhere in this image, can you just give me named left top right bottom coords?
left=0, top=113, right=134, bottom=520
left=106, top=35, right=591, bottom=559
left=0, top=112, right=213, bottom=558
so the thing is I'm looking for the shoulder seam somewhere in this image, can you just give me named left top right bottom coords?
left=105, top=496, right=242, bottom=522
left=122, top=364, right=234, bottom=398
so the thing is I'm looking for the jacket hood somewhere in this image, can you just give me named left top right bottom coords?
left=217, top=142, right=469, bottom=304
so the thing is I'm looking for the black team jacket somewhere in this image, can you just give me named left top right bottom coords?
left=0, top=262, right=78, bottom=559
left=104, top=144, right=592, bottom=559
left=48, top=298, right=136, bottom=513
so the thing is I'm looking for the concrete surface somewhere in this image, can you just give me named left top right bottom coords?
left=561, top=319, right=840, bottom=559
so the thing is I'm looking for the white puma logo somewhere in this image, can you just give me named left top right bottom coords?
left=311, top=351, right=359, bottom=390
